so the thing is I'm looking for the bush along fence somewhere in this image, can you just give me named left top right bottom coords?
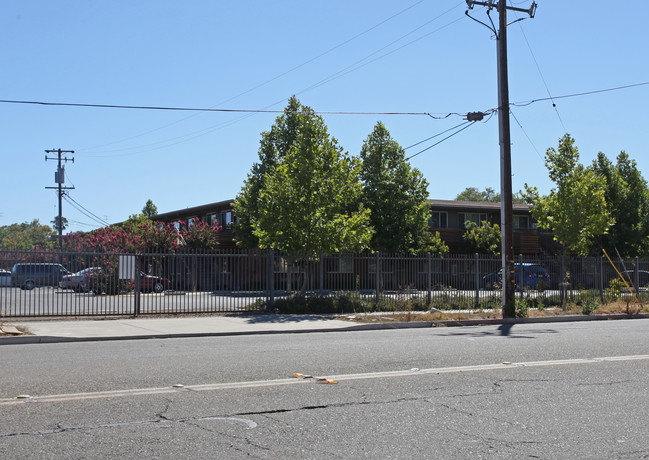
left=0, top=249, right=647, bottom=318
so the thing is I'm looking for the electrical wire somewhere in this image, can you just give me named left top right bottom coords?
left=73, top=0, right=432, bottom=153
left=67, top=219, right=98, bottom=229
left=63, top=196, right=108, bottom=228
left=2, top=4, right=467, bottom=157
left=0, top=99, right=435, bottom=116
left=509, top=81, right=649, bottom=108
left=406, top=119, right=481, bottom=160
left=509, top=109, right=543, bottom=161
left=404, top=120, right=474, bottom=150
left=288, top=6, right=465, bottom=102
left=62, top=193, right=110, bottom=227
left=510, top=3, right=568, bottom=133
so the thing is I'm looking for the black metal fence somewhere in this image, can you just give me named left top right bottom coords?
left=0, top=249, right=646, bottom=318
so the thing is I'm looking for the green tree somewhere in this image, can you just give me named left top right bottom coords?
left=360, top=121, right=446, bottom=254
left=235, top=96, right=373, bottom=255
left=455, top=186, right=526, bottom=204
left=524, top=134, right=613, bottom=255
left=51, top=216, right=69, bottom=232
left=592, top=151, right=649, bottom=257
left=141, top=199, right=158, bottom=217
left=234, top=97, right=301, bottom=249
left=0, top=220, right=57, bottom=250
left=462, top=220, right=501, bottom=255
left=456, top=187, right=499, bottom=202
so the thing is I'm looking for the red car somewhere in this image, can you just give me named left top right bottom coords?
left=89, top=270, right=171, bottom=294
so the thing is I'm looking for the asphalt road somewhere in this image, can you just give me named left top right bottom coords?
left=2, top=320, right=649, bottom=458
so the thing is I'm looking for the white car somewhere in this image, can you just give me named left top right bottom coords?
left=0, top=269, right=12, bottom=287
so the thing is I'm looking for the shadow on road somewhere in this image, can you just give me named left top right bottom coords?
left=240, top=314, right=334, bottom=324
left=498, top=323, right=513, bottom=336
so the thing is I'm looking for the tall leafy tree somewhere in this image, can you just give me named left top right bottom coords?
left=235, top=96, right=373, bottom=254
left=463, top=221, right=501, bottom=255
left=141, top=199, right=158, bottom=217
left=524, top=134, right=613, bottom=255
left=0, top=220, right=57, bottom=250
left=234, top=97, right=301, bottom=249
left=592, top=151, right=649, bottom=256
left=359, top=122, right=446, bottom=254
left=455, top=186, right=526, bottom=204
left=455, top=187, right=499, bottom=202
left=51, top=216, right=69, bottom=232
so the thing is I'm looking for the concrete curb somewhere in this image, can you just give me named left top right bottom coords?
left=2, top=313, right=648, bottom=345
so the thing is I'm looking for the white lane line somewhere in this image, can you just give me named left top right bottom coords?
left=3, top=354, right=648, bottom=406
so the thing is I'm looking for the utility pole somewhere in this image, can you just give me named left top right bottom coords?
left=45, top=149, right=75, bottom=251
left=465, top=1, right=537, bottom=317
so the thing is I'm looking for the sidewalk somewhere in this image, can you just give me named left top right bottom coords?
left=0, top=314, right=394, bottom=344
left=2, top=312, right=648, bottom=345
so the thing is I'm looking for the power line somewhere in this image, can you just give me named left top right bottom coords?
left=511, top=3, right=567, bottom=132
left=0, top=99, right=434, bottom=116
left=62, top=193, right=110, bottom=227
left=62, top=196, right=108, bottom=228
left=509, top=109, right=543, bottom=160
left=76, top=0, right=435, bottom=153
left=404, top=120, right=474, bottom=150
left=406, top=120, right=481, bottom=160
left=509, top=81, right=649, bottom=107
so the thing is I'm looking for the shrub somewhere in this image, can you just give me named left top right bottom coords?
left=514, top=298, right=530, bottom=318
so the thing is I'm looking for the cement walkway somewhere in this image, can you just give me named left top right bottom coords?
left=2, top=312, right=648, bottom=345
left=0, top=314, right=386, bottom=344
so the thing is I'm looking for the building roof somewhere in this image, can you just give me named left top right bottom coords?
left=428, top=199, right=530, bottom=213
left=149, top=198, right=531, bottom=223
left=152, top=199, right=234, bottom=221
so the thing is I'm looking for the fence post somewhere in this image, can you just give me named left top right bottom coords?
left=375, top=251, right=381, bottom=305
left=134, top=255, right=141, bottom=317
left=599, top=255, right=604, bottom=301
left=635, top=256, right=640, bottom=297
left=559, top=254, right=566, bottom=308
left=319, top=251, right=324, bottom=293
left=427, top=252, right=432, bottom=305
left=267, top=249, right=274, bottom=311
left=474, top=253, right=479, bottom=308
left=518, top=254, right=524, bottom=300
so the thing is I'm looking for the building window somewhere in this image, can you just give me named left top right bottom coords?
left=328, top=254, right=354, bottom=273
left=220, top=211, right=233, bottom=226
left=459, top=213, right=487, bottom=228
left=429, top=211, right=448, bottom=228
left=514, top=215, right=529, bottom=229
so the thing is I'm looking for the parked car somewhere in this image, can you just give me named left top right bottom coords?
left=139, top=273, right=171, bottom=293
left=89, top=270, right=171, bottom=294
left=59, top=267, right=101, bottom=292
left=0, top=269, right=12, bottom=287
left=11, top=263, right=71, bottom=290
left=483, top=263, right=551, bottom=290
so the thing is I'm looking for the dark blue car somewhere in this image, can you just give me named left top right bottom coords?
left=483, top=263, right=551, bottom=290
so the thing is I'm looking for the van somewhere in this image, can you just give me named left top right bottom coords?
left=11, top=263, right=70, bottom=290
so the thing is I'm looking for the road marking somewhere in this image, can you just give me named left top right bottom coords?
left=2, top=354, right=648, bottom=406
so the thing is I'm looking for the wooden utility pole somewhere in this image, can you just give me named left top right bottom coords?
left=465, top=1, right=537, bottom=316
left=45, top=149, right=75, bottom=251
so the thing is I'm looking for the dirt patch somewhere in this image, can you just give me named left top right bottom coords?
left=339, top=300, right=649, bottom=323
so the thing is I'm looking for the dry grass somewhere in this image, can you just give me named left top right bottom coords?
left=340, top=299, right=648, bottom=323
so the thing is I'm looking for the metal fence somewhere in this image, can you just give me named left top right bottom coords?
left=0, top=249, right=646, bottom=318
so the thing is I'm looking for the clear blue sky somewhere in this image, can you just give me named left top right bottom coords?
left=2, top=1, right=648, bottom=233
